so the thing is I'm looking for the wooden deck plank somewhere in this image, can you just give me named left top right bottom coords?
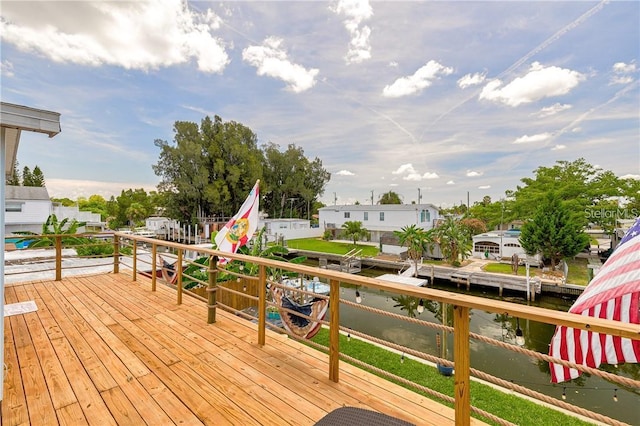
left=14, top=284, right=77, bottom=410
left=99, top=387, right=146, bottom=425
left=57, top=278, right=198, bottom=424
left=33, top=282, right=119, bottom=393
left=6, top=289, right=58, bottom=426
left=56, top=402, right=89, bottom=426
left=3, top=287, right=30, bottom=426
left=4, top=274, right=486, bottom=426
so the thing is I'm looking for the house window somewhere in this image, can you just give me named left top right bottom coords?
left=420, top=209, right=430, bottom=222
left=474, top=241, right=499, bottom=253
left=344, top=212, right=350, bottom=219
left=379, top=212, right=385, bottom=221
left=364, top=212, right=368, bottom=221
left=6, top=202, right=23, bottom=212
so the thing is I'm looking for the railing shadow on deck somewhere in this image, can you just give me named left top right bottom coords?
left=4, top=232, right=639, bottom=426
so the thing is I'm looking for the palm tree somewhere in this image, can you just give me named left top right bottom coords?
left=27, top=214, right=87, bottom=248
left=341, top=221, right=369, bottom=246
left=434, top=216, right=472, bottom=266
left=394, top=224, right=434, bottom=277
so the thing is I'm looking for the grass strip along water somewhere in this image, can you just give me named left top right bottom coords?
left=310, top=329, right=592, bottom=426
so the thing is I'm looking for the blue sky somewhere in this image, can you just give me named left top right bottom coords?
left=1, top=0, right=638, bottom=208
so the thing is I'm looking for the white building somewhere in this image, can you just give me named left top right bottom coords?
left=5, top=185, right=52, bottom=234
left=472, top=229, right=541, bottom=265
left=318, top=204, right=440, bottom=243
left=261, top=218, right=322, bottom=242
left=52, top=205, right=105, bottom=232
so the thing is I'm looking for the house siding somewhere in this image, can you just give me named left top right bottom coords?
left=318, top=204, right=440, bottom=242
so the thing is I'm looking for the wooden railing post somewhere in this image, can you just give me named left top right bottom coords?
left=176, top=249, right=183, bottom=305
left=113, top=235, right=120, bottom=274
left=258, top=265, right=266, bottom=346
left=55, top=235, right=62, bottom=281
left=207, top=256, right=218, bottom=324
left=329, top=279, right=340, bottom=382
left=132, top=240, right=137, bottom=281
left=453, top=305, right=471, bottom=426
left=151, top=244, right=157, bottom=291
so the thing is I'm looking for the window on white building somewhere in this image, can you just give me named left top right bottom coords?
left=344, top=212, right=350, bottom=219
left=420, top=209, right=430, bottom=222
left=6, top=202, right=23, bottom=212
left=364, top=212, right=368, bottom=221
left=379, top=212, right=385, bottom=221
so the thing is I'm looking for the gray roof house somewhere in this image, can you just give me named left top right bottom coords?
left=5, top=185, right=53, bottom=234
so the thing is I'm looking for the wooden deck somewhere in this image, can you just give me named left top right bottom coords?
left=3, top=273, right=485, bottom=425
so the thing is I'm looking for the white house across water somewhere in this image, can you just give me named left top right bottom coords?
left=318, top=203, right=440, bottom=243
left=472, top=229, right=541, bottom=265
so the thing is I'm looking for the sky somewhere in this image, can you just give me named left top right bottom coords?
left=1, top=0, right=639, bottom=209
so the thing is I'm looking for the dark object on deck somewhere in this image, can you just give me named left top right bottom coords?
left=315, top=407, right=415, bottom=426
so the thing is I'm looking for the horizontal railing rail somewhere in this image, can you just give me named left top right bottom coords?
left=5, top=232, right=639, bottom=425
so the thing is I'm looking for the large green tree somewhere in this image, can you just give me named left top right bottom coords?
left=509, top=158, right=623, bottom=223
left=78, top=195, right=108, bottom=220
left=106, top=188, right=155, bottom=229
left=31, top=166, right=45, bottom=187
left=261, top=143, right=330, bottom=219
left=153, top=116, right=263, bottom=223
left=22, top=166, right=34, bottom=186
left=519, top=192, right=589, bottom=270
left=379, top=191, right=402, bottom=204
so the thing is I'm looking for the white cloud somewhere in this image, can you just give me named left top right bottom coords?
left=446, top=180, right=455, bottom=185
left=404, top=173, right=422, bottom=181
left=479, top=62, right=585, bottom=106
left=0, top=1, right=229, bottom=73
left=330, top=0, right=373, bottom=64
left=422, top=172, right=439, bottom=179
left=457, top=72, right=486, bottom=89
left=613, top=62, right=636, bottom=74
left=243, top=37, right=319, bottom=93
left=610, top=76, right=634, bottom=85
left=537, top=103, right=572, bottom=117
left=513, top=132, right=552, bottom=144
left=551, top=144, right=566, bottom=151
left=1, top=60, right=14, bottom=77
left=336, top=170, right=355, bottom=176
left=47, top=178, right=157, bottom=200
left=466, top=170, right=483, bottom=177
left=392, top=163, right=416, bottom=175
left=383, top=60, right=453, bottom=98
left=478, top=185, right=491, bottom=189
left=620, top=174, right=640, bottom=180
left=389, top=61, right=398, bottom=68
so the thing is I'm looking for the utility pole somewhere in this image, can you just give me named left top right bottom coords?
left=418, top=188, right=422, bottom=204
left=371, top=190, right=374, bottom=205
left=333, top=192, right=337, bottom=205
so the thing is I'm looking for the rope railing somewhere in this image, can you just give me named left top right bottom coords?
left=22, top=231, right=633, bottom=426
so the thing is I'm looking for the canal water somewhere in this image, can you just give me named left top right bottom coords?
left=334, top=269, right=639, bottom=425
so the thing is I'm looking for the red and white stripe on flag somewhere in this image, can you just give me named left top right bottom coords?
left=549, top=217, right=640, bottom=383
left=214, top=181, right=260, bottom=265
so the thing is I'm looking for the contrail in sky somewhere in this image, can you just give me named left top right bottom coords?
left=418, top=0, right=610, bottom=142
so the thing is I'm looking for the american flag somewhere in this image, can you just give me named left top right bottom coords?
left=549, top=217, right=640, bottom=383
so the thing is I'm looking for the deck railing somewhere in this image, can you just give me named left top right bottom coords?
left=5, top=232, right=640, bottom=425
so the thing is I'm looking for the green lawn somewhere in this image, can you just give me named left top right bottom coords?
left=286, top=238, right=379, bottom=257
left=483, top=257, right=589, bottom=286
left=311, top=329, right=592, bottom=426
